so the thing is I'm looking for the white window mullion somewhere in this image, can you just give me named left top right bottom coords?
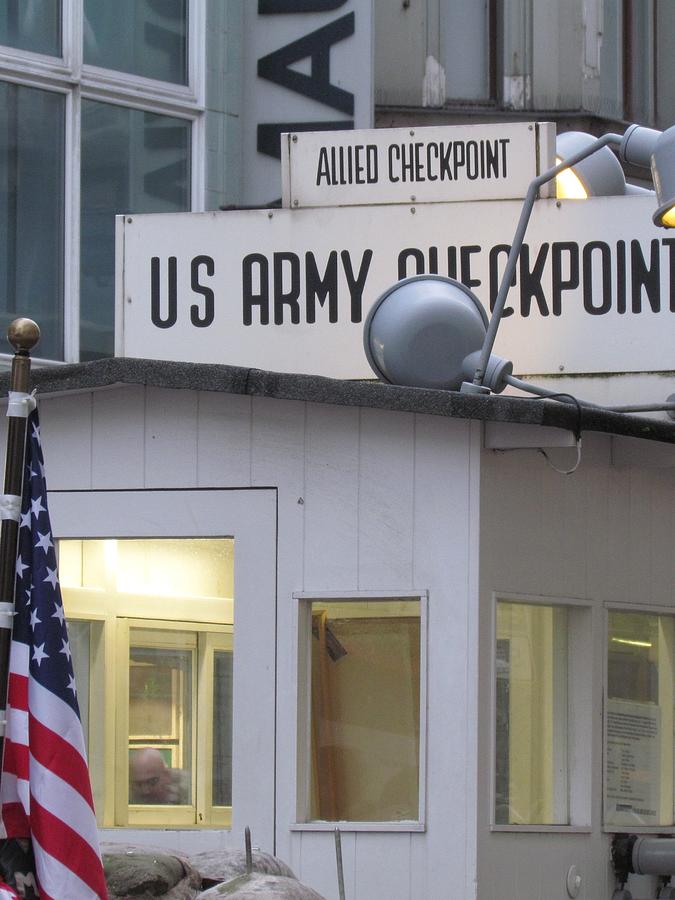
left=189, top=0, right=206, bottom=212
left=63, top=85, right=81, bottom=362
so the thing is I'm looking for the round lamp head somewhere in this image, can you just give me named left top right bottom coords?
left=651, top=125, right=675, bottom=227
left=556, top=131, right=627, bottom=198
left=363, top=275, right=488, bottom=391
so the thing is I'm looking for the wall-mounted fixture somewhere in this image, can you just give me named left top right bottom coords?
left=363, top=124, right=675, bottom=417
left=612, top=834, right=675, bottom=898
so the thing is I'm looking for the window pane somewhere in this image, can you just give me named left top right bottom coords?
left=80, top=101, right=190, bottom=360
left=0, top=83, right=64, bottom=359
left=606, top=611, right=674, bottom=827
left=308, top=599, right=421, bottom=822
left=83, top=0, right=187, bottom=84
left=69, top=620, right=91, bottom=751
left=213, top=650, right=233, bottom=807
left=0, top=1, right=61, bottom=56
left=128, top=638, right=193, bottom=805
left=59, top=538, right=233, bottom=602
left=495, top=602, right=568, bottom=825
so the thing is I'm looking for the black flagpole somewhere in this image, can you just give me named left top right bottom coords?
left=0, top=318, right=40, bottom=769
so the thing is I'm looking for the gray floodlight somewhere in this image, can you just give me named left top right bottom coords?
left=363, top=275, right=512, bottom=392
left=621, top=123, right=675, bottom=226
left=556, top=131, right=627, bottom=198
left=363, top=123, right=675, bottom=400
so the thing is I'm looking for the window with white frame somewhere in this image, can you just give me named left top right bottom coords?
left=0, top=1, right=203, bottom=363
left=296, top=594, right=426, bottom=826
left=59, top=536, right=233, bottom=828
left=605, top=609, right=675, bottom=829
left=493, top=597, right=592, bottom=828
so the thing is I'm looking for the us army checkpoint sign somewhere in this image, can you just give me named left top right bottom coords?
left=116, top=194, right=675, bottom=379
left=281, top=122, right=555, bottom=208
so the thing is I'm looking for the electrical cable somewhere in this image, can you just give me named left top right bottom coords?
left=504, top=374, right=675, bottom=414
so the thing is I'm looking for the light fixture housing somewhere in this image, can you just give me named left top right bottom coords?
left=556, top=131, right=627, bottom=198
left=363, top=275, right=512, bottom=392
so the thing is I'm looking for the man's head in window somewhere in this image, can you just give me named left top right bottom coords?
left=129, top=748, right=189, bottom=804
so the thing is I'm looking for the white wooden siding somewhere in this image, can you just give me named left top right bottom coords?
left=33, top=387, right=480, bottom=900
left=478, top=434, right=675, bottom=900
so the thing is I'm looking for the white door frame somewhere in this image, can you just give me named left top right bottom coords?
left=50, top=487, right=278, bottom=855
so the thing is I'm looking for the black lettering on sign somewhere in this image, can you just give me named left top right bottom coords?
left=258, top=13, right=355, bottom=114
left=258, top=120, right=352, bottom=160
left=190, top=256, right=215, bottom=327
left=259, top=0, right=347, bottom=11
left=397, top=248, right=425, bottom=279
left=274, top=252, right=302, bottom=324
left=519, top=244, right=549, bottom=317
left=488, top=245, right=514, bottom=317
left=551, top=242, right=579, bottom=316
left=341, top=249, right=372, bottom=322
left=460, top=245, right=481, bottom=291
left=631, top=239, right=660, bottom=312
left=662, top=238, right=675, bottom=311
left=616, top=240, right=627, bottom=313
left=583, top=242, right=612, bottom=315
left=306, top=251, right=339, bottom=322
left=151, top=256, right=178, bottom=328
left=242, top=254, right=270, bottom=325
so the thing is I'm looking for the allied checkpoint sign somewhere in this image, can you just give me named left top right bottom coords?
left=116, top=193, right=675, bottom=379
left=281, top=122, right=555, bottom=208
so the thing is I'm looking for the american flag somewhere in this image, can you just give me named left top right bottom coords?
left=0, top=410, right=108, bottom=899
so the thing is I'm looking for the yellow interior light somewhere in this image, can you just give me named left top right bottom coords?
left=611, top=637, right=653, bottom=648
left=555, top=158, right=588, bottom=199
left=658, top=205, right=675, bottom=227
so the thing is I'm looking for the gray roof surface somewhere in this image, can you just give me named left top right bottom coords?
left=4, top=356, right=675, bottom=445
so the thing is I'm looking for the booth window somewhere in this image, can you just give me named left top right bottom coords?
left=59, top=537, right=233, bottom=828
left=605, top=610, right=675, bottom=828
left=494, top=600, right=569, bottom=826
left=297, top=595, right=425, bottom=825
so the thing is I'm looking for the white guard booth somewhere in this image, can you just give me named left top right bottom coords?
left=0, top=357, right=672, bottom=900
left=7, top=121, right=675, bottom=900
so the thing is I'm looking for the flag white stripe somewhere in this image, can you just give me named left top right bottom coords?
left=8, top=642, right=29, bottom=677
left=5, top=707, right=28, bottom=744
left=29, top=756, right=98, bottom=843
left=28, top=677, right=87, bottom=759
left=0, top=770, right=30, bottom=813
left=32, top=835, right=101, bottom=900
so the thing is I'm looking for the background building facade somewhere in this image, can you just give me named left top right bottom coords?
left=2, top=1, right=675, bottom=366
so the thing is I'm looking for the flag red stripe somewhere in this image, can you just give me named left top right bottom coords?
left=0, top=802, right=29, bottom=837
left=7, top=672, right=28, bottom=711
left=28, top=715, right=94, bottom=810
left=30, top=800, right=108, bottom=899
left=2, top=741, right=28, bottom=780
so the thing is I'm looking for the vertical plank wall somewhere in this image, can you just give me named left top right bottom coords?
left=477, top=435, right=675, bottom=900
left=31, top=385, right=482, bottom=900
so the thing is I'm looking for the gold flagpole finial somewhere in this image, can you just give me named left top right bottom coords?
left=7, top=318, right=40, bottom=355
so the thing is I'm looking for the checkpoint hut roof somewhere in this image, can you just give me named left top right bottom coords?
left=4, top=356, right=674, bottom=447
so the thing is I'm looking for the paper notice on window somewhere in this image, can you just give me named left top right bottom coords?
left=605, top=699, right=661, bottom=826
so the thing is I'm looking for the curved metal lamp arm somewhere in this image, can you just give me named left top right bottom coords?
left=463, top=132, right=624, bottom=392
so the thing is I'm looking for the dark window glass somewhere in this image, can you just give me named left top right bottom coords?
left=80, top=101, right=190, bottom=359
left=0, top=1, right=61, bottom=56
left=0, top=83, right=64, bottom=359
left=83, top=0, right=188, bottom=85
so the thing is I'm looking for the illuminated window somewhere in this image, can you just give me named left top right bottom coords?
left=495, top=601, right=569, bottom=825
left=605, top=610, right=675, bottom=828
left=59, top=538, right=233, bottom=828
left=298, top=595, right=425, bottom=824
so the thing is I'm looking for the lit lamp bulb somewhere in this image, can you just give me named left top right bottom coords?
left=555, top=159, right=588, bottom=199
left=555, top=131, right=627, bottom=199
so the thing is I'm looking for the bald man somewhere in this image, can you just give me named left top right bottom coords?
left=129, top=748, right=190, bottom=805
